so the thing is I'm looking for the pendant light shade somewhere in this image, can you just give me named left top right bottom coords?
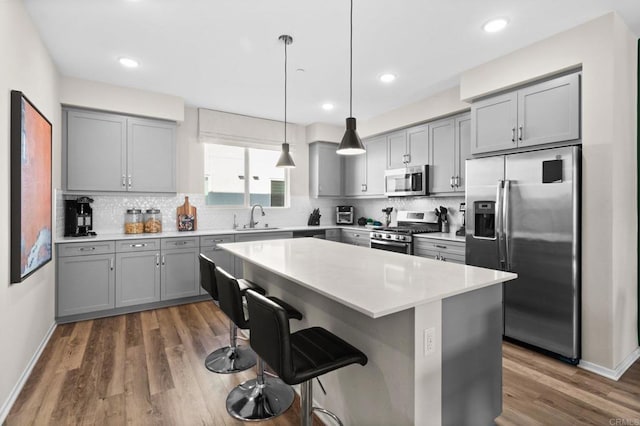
left=276, top=34, right=296, bottom=168
left=337, top=117, right=365, bottom=155
left=337, top=0, right=365, bottom=156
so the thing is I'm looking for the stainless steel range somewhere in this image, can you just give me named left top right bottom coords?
left=370, top=210, right=441, bottom=255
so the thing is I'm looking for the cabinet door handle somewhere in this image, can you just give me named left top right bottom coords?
left=127, top=175, right=132, bottom=188
left=130, top=243, right=147, bottom=248
left=175, top=241, right=189, bottom=246
left=518, top=126, right=523, bottom=141
left=161, top=255, right=166, bottom=266
left=455, top=176, right=460, bottom=188
left=354, top=233, right=360, bottom=237
left=109, top=258, right=114, bottom=270
left=435, top=244, right=447, bottom=249
left=511, top=127, right=516, bottom=143
left=121, top=175, right=126, bottom=188
left=450, top=177, right=455, bottom=189
left=79, top=247, right=96, bottom=251
left=155, top=253, right=160, bottom=267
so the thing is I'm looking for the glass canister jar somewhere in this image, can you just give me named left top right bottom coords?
left=144, top=208, right=162, bottom=233
left=124, top=208, right=144, bottom=234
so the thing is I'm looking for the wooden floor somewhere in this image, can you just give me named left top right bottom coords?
left=6, top=301, right=640, bottom=426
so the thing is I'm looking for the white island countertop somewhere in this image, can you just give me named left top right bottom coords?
left=220, top=238, right=516, bottom=319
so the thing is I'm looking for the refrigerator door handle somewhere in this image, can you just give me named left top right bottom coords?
left=496, top=180, right=506, bottom=269
left=503, top=180, right=511, bottom=271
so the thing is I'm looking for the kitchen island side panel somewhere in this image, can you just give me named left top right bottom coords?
left=441, top=285, right=503, bottom=426
left=244, top=263, right=416, bottom=426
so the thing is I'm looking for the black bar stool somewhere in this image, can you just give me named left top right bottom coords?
left=215, top=266, right=303, bottom=421
left=245, top=289, right=368, bottom=426
left=198, top=253, right=264, bottom=374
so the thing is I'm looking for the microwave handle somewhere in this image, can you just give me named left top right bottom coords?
left=411, top=173, right=422, bottom=191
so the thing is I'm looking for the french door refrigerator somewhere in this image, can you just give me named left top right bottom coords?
left=465, top=146, right=580, bottom=363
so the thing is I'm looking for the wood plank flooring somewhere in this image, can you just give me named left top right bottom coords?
left=6, top=301, right=640, bottom=425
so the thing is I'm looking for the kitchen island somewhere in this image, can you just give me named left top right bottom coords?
left=219, top=238, right=516, bottom=426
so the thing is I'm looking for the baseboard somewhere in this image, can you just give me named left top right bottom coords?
left=579, top=346, right=640, bottom=381
left=0, top=322, right=57, bottom=424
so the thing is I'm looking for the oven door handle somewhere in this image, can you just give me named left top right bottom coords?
left=371, top=239, right=410, bottom=248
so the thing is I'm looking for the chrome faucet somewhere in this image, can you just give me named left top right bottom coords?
left=249, top=204, right=265, bottom=228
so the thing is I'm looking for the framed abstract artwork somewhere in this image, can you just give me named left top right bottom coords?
left=10, top=90, right=52, bottom=284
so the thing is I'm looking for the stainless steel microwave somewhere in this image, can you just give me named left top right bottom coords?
left=384, top=165, right=428, bottom=197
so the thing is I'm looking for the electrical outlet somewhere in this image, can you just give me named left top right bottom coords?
left=424, top=327, right=435, bottom=356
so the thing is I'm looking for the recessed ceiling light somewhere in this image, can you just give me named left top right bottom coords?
left=322, top=103, right=334, bottom=111
left=118, top=57, right=139, bottom=68
left=379, top=73, right=396, bottom=83
left=483, top=18, right=508, bottom=33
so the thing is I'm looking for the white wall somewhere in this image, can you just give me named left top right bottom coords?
left=461, top=12, right=638, bottom=372
left=0, top=0, right=60, bottom=420
left=60, top=77, right=184, bottom=122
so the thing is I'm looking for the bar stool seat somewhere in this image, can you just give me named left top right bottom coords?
left=215, top=266, right=303, bottom=422
left=198, top=254, right=265, bottom=374
left=245, top=290, right=367, bottom=426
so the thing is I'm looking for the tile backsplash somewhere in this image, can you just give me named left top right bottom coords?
left=57, top=190, right=465, bottom=237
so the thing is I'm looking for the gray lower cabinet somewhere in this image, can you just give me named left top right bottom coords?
left=325, top=229, right=341, bottom=242
left=57, top=243, right=116, bottom=317
left=309, top=142, right=342, bottom=197
left=233, top=232, right=293, bottom=278
left=471, top=72, right=580, bottom=155
left=414, top=238, right=465, bottom=264
left=161, top=237, right=200, bottom=300
left=115, top=239, right=161, bottom=307
left=341, top=229, right=370, bottom=247
left=200, top=234, right=235, bottom=294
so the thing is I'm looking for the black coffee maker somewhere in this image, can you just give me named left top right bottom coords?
left=65, top=196, right=96, bottom=237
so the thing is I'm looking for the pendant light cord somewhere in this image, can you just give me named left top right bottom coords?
left=349, top=0, right=353, bottom=118
left=284, top=36, right=288, bottom=144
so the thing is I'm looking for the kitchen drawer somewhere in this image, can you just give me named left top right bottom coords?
left=200, top=234, right=234, bottom=248
left=341, top=229, right=370, bottom=241
left=161, top=237, right=199, bottom=250
left=116, top=238, right=161, bottom=253
left=414, top=239, right=465, bottom=256
left=58, top=241, right=115, bottom=257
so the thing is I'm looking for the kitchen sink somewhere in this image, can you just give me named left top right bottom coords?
left=235, top=227, right=280, bottom=231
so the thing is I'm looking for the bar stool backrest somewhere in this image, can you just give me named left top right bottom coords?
left=198, top=253, right=218, bottom=300
left=245, top=290, right=294, bottom=383
left=215, top=266, right=249, bottom=329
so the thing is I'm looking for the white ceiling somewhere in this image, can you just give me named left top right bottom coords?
left=24, top=0, right=640, bottom=125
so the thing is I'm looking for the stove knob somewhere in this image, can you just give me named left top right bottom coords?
left=399, top=235, right=406, bottom=241
left=385, top=234, right=391, bottom=239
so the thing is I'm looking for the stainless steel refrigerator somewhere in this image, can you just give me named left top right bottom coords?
left=465, top=146, right=580, bottom=363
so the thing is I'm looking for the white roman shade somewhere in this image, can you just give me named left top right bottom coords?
left=198, top=108, right=301, bottom=149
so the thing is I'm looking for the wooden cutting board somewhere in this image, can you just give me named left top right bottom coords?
left=176, top=196, right=197, bottom=231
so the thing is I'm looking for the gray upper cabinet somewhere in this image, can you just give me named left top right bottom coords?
left=387, top=126, right=429, bottom=169
left=343, top=135, right=385, bottom=197
left=364, top=136, right=387, bottom=196
left=471, top=73, right=580, bottom=155
left=343, top=151, right=367, bottom=196
left=454, top=114, right=471, bottom=191
left=517, top=73, right=580, bottom=148
left=65, top=109, right=127, bottom=191
left=64, top=108, right=176, bottom=193
left=127, top=118, right=176, bottom=192
left=429, top=118, right=456, bottom=194
left=387, top=131, right=408, bottom=169
left=309, top=142, right=342, bottom=198
left=471, top=92, right=518, bottom=154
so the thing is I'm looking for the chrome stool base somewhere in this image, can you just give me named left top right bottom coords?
left=226, top=376, right=294, bottom=421
left=205, top=345, right=256, bottom=374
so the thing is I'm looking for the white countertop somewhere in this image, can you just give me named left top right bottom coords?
left=414, top=232, right=466, bottom=243
left=220, top=238, right=514, bottom=319
left=55, top=225, right=339, bottom=243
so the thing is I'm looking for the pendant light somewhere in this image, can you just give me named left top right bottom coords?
left=276, top=34, right=296, bottom=168
left=337, top=0, right=365, bottom=156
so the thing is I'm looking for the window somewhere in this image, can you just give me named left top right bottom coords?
left=204, top=144, right=287, bottom=207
